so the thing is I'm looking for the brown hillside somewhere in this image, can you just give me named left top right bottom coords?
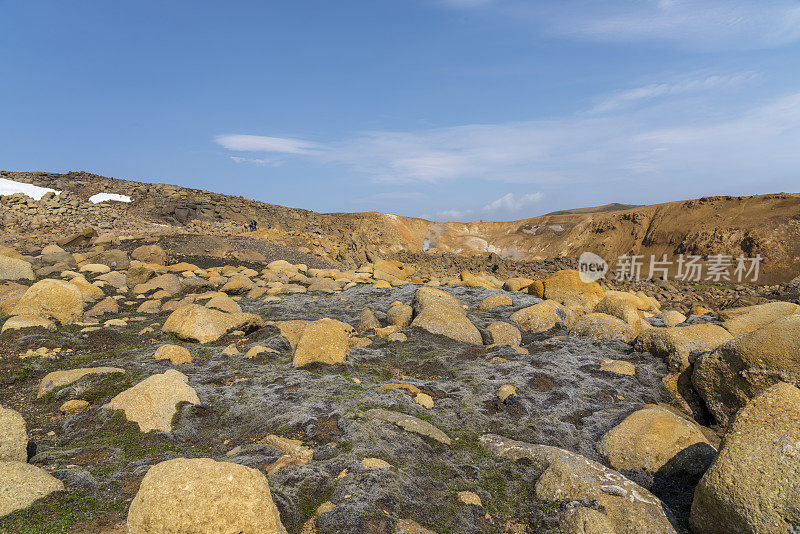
left=2, top=170, right=799, bottom=284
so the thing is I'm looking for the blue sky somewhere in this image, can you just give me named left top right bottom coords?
left=2, top=1, right=799, bottom=221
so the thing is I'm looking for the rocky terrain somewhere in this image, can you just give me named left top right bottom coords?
left=2, top=170, right=800, bottom=284
left=1, top=171, right=799, bottom=533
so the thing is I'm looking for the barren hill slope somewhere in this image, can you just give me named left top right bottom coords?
left=409, top=194, right=800, bottom=283
left=2, top=170, right=799, bottom=283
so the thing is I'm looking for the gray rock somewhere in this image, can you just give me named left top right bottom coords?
left=367, top=409, right=452, bottom=446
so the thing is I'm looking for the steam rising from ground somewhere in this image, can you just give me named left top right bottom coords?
left=422, top=224, right=444, bottom=252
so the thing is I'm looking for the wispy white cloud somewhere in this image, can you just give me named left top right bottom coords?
left=438, top=1, right=800, bottom=51
left=214, top=134, right=321, bottom=154
left=321, top=124, right=560, bottom=183
left=591, top=72, right=758, bottom=113
left=214, top=87, right=800, bottom=201
left=230, top=156, right=282, bottom=167
left=552, top=1, right=800, bottom=50
left=435, top=209, right=474, bottom=221
left=482, top=192, right=544, bottom=213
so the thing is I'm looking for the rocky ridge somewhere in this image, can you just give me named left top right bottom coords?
left=2, top=170, right=800, bottom=285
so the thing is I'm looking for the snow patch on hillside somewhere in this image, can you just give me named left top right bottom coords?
left=0, top=178, right=60, bottom=200
left=89, top=193, right=132, bottom=203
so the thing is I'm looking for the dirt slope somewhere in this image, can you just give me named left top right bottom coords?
left=409, top=194, right=800, bottom=283
left=3, top=170, right=799, bottom=284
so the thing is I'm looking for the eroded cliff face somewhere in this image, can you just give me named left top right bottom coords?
left=3, top=170, right=799, bottom=283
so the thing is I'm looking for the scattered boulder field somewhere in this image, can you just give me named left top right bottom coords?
left=1, top=232, right=799, bottom=533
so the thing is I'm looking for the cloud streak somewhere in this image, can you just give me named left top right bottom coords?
left=590, top=72, right=758, bottom=113
left=214, top=81, right=800, bottom=203
left=549, top=0, right=800, bottom=50
left=438, top=0, right=800, bottom=51
left=483, top=192, right=544, bottom=213
left=214, top=134, right=321, bottom=154
left=435, top=209, right=474, bottom=221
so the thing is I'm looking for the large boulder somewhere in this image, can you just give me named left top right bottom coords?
left=542, top=269, right=605, bottom=308
left=127, top=265, right=156, bottom=287
left=153, top=345, right=192, bottom=365
left=85, top=297, right=120, bottom=318
left=635, top=324, right=733, bottom=372
left=478, top=293, right=513, bottom=310
left=570, top=312, right=632, bottom=342
left=270, top=320, right=311, bottom=348
left=527, top=280, right=544, bottom=298
left=460, top=270, right=502, bottom=290
left=357, top=307, right=381, bottom=334
left=38, top=367, right=125, bottom=397
left=80, top=263, right=111, bottom=275
left=0, top=407, right=27, bottom=463
left=0, top=461, right=64, bottom=518
left=722, top=301, right=800, bottom=336
left=1, top=315, right=56, bottom=334
left=40, top=244, right=75, bottom=267
left=131, top=244, right=168, bottom=266
left=162, top=304, right=264, bottom=344
left=692, top=315, right=800, bottom=427
left=221, top=274, right=255, bottom=295
left=691, top=382, right=800, bottom=534
left=373, top=259, right=414, bottom=281
left=0, top=247, right=24, bottom=260
left=510, top=300, right=570, bottom=332
left=503, top=277, right=534, bottom=292
left=127, top=457, right=286, bottom=533
left=69, top=274, right=105, bottom=302
left=594, top=295, right=645, bottom=336
left=410, top=287, right=481, bottom=345
left=411, top=308, right=482, bottom=345
left=597, top=406, right=715, bottom=477
left=604, top=290, right=660, bottom=312
left=487, top=321, right=522, bottom=347
left=480, top=434, right=677, bottom=534
left=0, top=282, right=27, bottom=315
left=307, top=277, right=343, bottom=293
left=0, top=256, right=34, bottom=281
left=96, top=270, right=127, bottom=290
left=10, top=279, right=84, bottom=324
left=412, top=286, right=463, bottom=315
left=293, top=318, right=351, bottom=367
left=86, top=249, right=130, bottom=270
left=107, top=369, right=200, bottom=432
left=57, top=227, right=97, bottom=247
left=386, top=304, right=413, bottom=328
left=133, top=273, right=182, bottom=296
left=661, top=310, right=687, bottom=327
left=205, top=294, right=242, bottom=314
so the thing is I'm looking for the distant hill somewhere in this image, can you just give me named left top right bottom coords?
left=543, top=202, right=641, bottom=216
left=3, top=170, right=800, bottom=284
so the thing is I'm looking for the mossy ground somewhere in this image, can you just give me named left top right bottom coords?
left=0, top=493, right=126, bottom=534
left=1, top=283, right=677, bottom=533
